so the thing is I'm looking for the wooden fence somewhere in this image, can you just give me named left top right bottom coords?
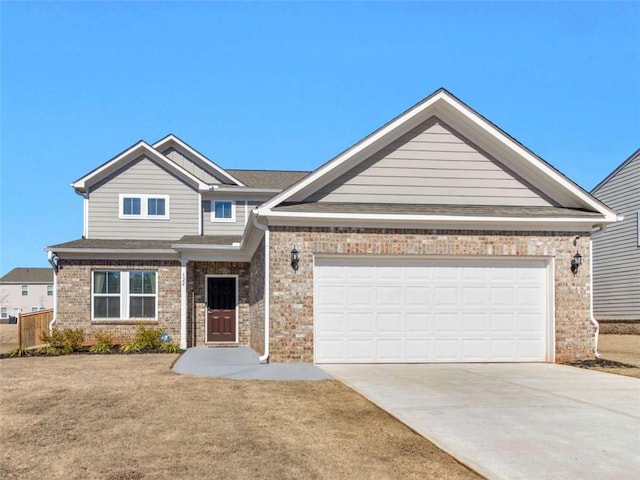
left=18, top=309, right=53, bottom=349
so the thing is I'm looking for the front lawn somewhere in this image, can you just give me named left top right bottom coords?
left=0, top=355, right=481, bottom=479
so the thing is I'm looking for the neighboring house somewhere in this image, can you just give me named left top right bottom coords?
left=47, top=88, right=620, bottom=363
left=591, top=148, right=640, bottom=333
left=0, top=268, right=54, bottom=319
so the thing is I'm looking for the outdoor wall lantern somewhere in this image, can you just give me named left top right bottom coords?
left=570, top=251, right=582, bottom=274
left=291, top=246, right=300, bottom=272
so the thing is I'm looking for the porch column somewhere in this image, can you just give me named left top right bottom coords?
left=180, top=258, right=187, bottom=350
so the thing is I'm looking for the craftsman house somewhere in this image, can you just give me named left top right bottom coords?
left=47, top=89, right=619, bottom=363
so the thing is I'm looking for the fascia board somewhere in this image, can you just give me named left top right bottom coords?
left=153, top=134, right=246, bottom=186
left=262, top=210, right=614, bottom=231
left=257, top=91, right=447, bottom=213
left=72, top=142, right=208, bottom=192
left=50, top=248, right=177, bottom=255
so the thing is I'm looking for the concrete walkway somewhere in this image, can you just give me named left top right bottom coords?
left=172, top=346, right=332, bottom=381
left=321, top=363, right=640, bottom=480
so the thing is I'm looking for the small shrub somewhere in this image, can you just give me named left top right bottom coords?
left=40, top=327, right=65, bottom=349
left=159, top=342, right=180, bottom=353
left=9, top=346, right=30, bottom=357
left=134, top=325, right=163, bottom=350
left=63, top=328, right=85, bottom=353
left=37, top=345, right=60, bottom=356
left=90, top=331, right=114, bottom=354
left=119, top=341, right=141, bottom=354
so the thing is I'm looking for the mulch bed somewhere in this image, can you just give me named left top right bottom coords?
left=566, top=358, right=638, bottom=369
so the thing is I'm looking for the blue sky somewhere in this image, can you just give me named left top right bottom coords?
left=1, top=1, right=639, bottom=273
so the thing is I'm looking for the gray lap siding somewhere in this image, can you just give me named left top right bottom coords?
left=267, top=227, right=595, bottom=363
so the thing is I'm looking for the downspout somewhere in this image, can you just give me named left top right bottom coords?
left=251, top=213, right=270, bottom=364
left=180, top=258, right=188, bottom=350
left=589, top=230, right=601, bottom=358
left=47, top=251, right=58, bottom=332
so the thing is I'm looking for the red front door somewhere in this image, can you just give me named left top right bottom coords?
left=206, top=277, right=236, bottom=342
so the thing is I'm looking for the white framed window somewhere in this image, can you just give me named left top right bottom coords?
left=211, top=200, right=236, bottom=222
left=92, top=270, right=157, bottom=320
left=119, top=194, right=169, bottom=219
left=21, top=285, right=28, bottom=296
left=0, top=307, right=7, bottom=319
left=47, top=284, right=54, bottom=296
left=31, top=307, right=39, bottom=312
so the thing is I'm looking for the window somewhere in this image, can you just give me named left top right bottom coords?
left=31, top=307, right=39, bottom=312
left=212, top=200, right=235, bottom=222
left=47, top=284, right=54, bottom=296
left=119, top=194, right=169, bottom=219
left=92, top=270, right=157, bottom=320
left=21, top=285, right=28, bottom=296
left=0, top=307, right=7, bottom=319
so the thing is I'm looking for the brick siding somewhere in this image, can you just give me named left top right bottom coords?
left=267, top=227, right=595, bottom=363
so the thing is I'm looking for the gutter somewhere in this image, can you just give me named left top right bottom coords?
left=251, top=212, right=270, bottom=364
left=47, top=251, right=58, bottom=332
left=589, top=230, right=602, bottom=358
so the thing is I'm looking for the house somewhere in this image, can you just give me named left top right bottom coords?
left=591, top=148, right=640, bottom=333
left=0, top=267, right=54, bottom=320
left=46, top=88, right=620, bottom=363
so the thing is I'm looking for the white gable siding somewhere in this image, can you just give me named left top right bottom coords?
left=592, top=152, right=640, bottom=320
left=162, top=148, right=223, bottom=185
left=306, top=118, right=553, bottom=206
left=87, top=156, right=199, bottom=239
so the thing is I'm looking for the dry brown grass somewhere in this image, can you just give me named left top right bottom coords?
left=591, top=334, right=640, bottom=378
left=0, top=354, right=481, bottom=480
left=0, top=324, right=18, bottom=355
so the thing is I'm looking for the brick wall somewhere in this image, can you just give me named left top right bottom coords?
left=249, top=239, right=265, bottom=355
left=267, top=227, right=594, bottom=363
left=56, top=259, right=181, bottom=344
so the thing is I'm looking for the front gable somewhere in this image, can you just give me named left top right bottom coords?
left=258, top=88, right=619, bottom=228
left=305, top=117, right=553, bottom=207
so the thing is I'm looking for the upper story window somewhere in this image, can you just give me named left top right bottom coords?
left=47, top=285, right=54, bottom=296
left=21, top=285, right=28, bottom=296
left=119, top=194, right=169, bottom=219
left=212, top=200, right=236, bottom=222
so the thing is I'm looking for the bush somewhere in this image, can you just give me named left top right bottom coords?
left=40, top=327, right=84, bottom=354
left=119, top=341, right=141, bottom=354
left=90, top=331, right=114, bottom=354
left=133, top=325, right=163, bottom=350
left=159, top=342, right=180, bottom=353
left=9, top=346, right=29, bottom=357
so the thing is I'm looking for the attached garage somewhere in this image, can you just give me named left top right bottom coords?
left=314, top=256, right=553, bottom=364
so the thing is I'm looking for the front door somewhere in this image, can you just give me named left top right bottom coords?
left=206, top=277, right=237, bottom=342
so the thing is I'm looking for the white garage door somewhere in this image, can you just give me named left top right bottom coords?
left=314, top=257, right=549, bottom=363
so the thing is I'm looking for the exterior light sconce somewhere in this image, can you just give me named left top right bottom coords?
left=570, top=251, right=582, bottom=274
left=290, top=246, right=299, bottom=272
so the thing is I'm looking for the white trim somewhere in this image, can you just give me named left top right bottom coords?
left=152, top=134, right=246, bottom=186
left=180, top=259, right=187, bottom=350
left=118, top=194, right=170, bottom=220
left=588, top=237, right=600, bottom=358
left=83, top=190, right=89, bottom=238
left=72, top=141, right=208, bottom=193
left=198, top=193, right=203, bottom=235
left=244, top=201, right=248, bottom=226
left=204, top=274, right=239, bottom=344
left=637, top=211, right=640, bottom=247
left=211, top=200, right=236, bottom=222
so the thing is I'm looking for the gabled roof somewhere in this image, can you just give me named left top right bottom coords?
left=257, top=88, right=619, bottom=225
left=591, top=148, right=640, bottom=194
left=72, top=141, right=209, bottom=193
left=0, top=267, right=53, bottom=284
left=153, top=134, right=245, bottom=186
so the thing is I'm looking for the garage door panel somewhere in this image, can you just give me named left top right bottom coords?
left=315, top=258, right=549, bottom=363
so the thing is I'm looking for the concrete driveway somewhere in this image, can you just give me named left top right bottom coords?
left=321, top=363, right=640, bottom=480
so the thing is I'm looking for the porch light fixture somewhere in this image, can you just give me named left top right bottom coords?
left=570, top=251, right=582, bottom=274
left=290, top=246, right=299, bottom=272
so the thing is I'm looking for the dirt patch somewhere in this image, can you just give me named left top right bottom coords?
left=569, top=334, right=640, bottom=378
left=0, top=355, right=481, bottom=479
left=0, top=324, right=18, bottom=355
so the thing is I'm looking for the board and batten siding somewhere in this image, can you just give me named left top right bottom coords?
left=88, top=156, right=200, bottom=239
left=305, top=118, right=553, bottom=206
left=162, top=148, right=223, bottom=185
left=592, top=151, right=640, bottom=320
left=202, top=199, right=260, bottom=236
